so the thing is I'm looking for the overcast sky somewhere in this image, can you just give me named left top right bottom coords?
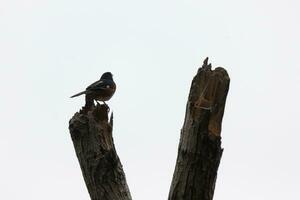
left=1, top=0, right=300, bottom=199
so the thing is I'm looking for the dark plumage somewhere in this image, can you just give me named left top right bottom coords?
left=70, top=72, right=116, bottom=103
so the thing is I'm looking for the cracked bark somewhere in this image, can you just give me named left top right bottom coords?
left=69, top=104, right=132, bottom=200
left=168, top=58, right=230, bottom=200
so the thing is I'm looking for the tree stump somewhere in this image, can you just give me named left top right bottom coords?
left=69, top=104, right=132, bottom=200
left=168, top=58, right=230, bottom=200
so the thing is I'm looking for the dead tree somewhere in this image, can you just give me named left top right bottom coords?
left=69, top=104, right=132, bottom=200
left=168, top=58, right=230, bottom=200
left=68, top=58, right=230, bottom=200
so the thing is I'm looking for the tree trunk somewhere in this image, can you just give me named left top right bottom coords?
left=68, top=58, right=229, bottom=200
left=69, top=104, right=132, bottom=200
left=168, top=58, right=230, bottom=200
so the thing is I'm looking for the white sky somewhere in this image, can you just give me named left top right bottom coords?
left=1, top=0, right=300, bottom=199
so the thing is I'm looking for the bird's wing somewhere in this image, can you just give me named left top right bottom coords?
left=86, top=80, right=110, bottom=91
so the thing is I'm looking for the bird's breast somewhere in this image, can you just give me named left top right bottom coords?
left=95, top=87, right=116, bottom=101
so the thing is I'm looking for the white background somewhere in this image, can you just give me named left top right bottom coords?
left=1, top=0, right=299, bottom=199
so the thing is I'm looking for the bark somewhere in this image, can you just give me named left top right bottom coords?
left=69, top=103, right=132, bottom=200
left=168, top=58, right=230, bottom=200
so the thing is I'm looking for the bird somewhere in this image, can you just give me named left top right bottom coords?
left=70, top=72, right=116, bottom=105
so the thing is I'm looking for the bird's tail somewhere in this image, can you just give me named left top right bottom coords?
left=70, top=91, right=86, bottom=98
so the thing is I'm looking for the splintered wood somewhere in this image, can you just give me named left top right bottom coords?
left=169, top=58, right=230, bottom=200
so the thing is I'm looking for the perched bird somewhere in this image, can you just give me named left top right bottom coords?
left=70, top=72, right=116, bottom=105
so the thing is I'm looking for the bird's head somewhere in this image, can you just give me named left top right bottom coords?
left=100, top=72, right=113, bottom=80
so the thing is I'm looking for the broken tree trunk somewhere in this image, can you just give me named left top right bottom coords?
left=69, top=104, right=132, bottom=200
left=168, top=58, right=230, bottom=200
left=68, top=58, right=229, bottom=200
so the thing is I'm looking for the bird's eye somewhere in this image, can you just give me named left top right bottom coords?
left=106, top=85, right=110, bottom=88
